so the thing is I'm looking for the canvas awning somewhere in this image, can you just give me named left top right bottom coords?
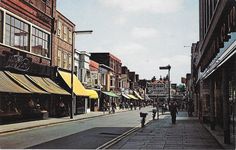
left=5, top=71, right=47, bottom=94
left=134, top=91, right=144, bottom=100
left=86, top=89, right=98, bottom=99
left=122, top=93, right=130, bottom=99
left=58, top=71, right=90, bottom=97
left=102, top=91, right=119, bottom=98
left=127, top=94, right=139, bottom=100
left=26, top=75, right=70, bottom=95
left=0, top=71, right=30, bottom=94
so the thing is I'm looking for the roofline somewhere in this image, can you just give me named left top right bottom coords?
left=56, top=10, right=76, bottom=26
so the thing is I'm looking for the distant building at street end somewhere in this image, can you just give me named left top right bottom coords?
left=146, top=77, right=169, bottom=102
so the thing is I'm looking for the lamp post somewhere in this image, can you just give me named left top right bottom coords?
left=70, top=30, right=93, bottom=119
left=159, top=65, right=171, bottom=105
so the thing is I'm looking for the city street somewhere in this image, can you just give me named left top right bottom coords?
left=0, top=107, right=152, bottom=149
left=0, top=0, right=235, bottom=149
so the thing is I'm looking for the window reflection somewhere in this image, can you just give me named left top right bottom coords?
left=5, top=14, right=29, bottom=51
left=31, top=27, right=50, bottom=57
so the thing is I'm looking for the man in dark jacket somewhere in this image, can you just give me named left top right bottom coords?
left=169, top=101, right=178, bottom=124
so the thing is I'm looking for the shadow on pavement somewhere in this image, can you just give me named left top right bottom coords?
left=27, top=127, right=132, bottom=149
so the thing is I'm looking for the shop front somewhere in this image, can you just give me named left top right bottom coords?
left=121, top=93, right=130, bottom=109
left=0, top=70, right=70, bottom=124
left=58, top=70, right=95, bottom=115
left=100, top=91, right=119, bottom=111
left=127, top=94, right=139, bottom=110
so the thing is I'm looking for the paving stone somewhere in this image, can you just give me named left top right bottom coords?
left=111, top=112, right=222, bottom=149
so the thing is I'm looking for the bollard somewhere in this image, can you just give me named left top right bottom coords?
left=140, top=112, right=148, bottom=128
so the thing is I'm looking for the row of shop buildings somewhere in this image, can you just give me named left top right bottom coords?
left=188, top=0, right=235, bottom=145
left=0, top=0, right=146, bottom=124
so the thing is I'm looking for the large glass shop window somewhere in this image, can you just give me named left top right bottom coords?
left=31, top=27, right=50, bottom=57
left=5, top=14, right=30, bottom=51
left=0, top=11, right=3, bottom=43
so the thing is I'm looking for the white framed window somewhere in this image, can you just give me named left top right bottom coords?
left=63, top=26, right=67, bottom=41
left=63, top=51, right=68, bottom=69
left=5, top=14, right=30, bottom=51
left=57, top=49, right=62, bottom=67
left=57, top=20, right=62, bottom=38
left=68, top=54, right=71, bottom=70
left=31, top=26, right=50, bottom=57
left=68, top=30, right=72, bottom=44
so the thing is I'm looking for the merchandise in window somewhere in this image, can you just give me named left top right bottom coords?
left=5, top=14, right=30, bottom=51
left=31, top=27, right=50, bottom=57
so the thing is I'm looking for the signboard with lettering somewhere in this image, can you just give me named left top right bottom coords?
left=5, top=55, right=32, bottom=72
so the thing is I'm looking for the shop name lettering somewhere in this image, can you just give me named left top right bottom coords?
left=5, top=55, right=31, bottom=71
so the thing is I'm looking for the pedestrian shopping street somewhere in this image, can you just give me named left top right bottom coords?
left=111, top=112, right=223, bottom=149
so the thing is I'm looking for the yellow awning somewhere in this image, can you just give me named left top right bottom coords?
left=86, top=89, right=98, bottom=99
left=0, top=71, right=30, bottom=93
left=26, top=75, right=70, bottom=95
left=5, top=71, right=47, bottom=94
left=127, top=94, right=139, bottom=100
left=58, top=71, right=90, bottom=97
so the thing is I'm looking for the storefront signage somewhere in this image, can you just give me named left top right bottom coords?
left=201, top=6, right=236, bottom=70
left=5, top=55, right=31, bottom=71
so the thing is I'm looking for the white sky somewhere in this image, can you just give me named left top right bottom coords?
left=57, top=0, right=199, bottom=84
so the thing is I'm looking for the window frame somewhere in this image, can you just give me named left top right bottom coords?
left=0, top=7, right=51, bottom=60
left=57, top=49, right=62, bottom=68
left=31, top=26, right=50, bottom=58
left=5, top=13, right=30, bottom=51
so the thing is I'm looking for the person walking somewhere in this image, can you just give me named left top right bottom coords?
left=169, top=101, right=178, bottom=124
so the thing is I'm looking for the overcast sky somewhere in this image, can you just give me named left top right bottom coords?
left=57, top=0, right=199, bottom=84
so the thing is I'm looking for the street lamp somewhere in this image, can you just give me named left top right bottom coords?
left=159, top=65, right=171, bottom=105
left=70, top=30, right=93, bottom=119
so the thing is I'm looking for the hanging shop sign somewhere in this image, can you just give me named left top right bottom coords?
left=5, top=55, right=32, bottom=71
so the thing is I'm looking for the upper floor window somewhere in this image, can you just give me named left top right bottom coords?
left=68, top=30, right=72, bottom=44
left=57, top=20, right=62, bottom=38
left=63, top=52, right=68, bottom=69
left=68, top=54, right=71, bottom=70
left=31, top=27, right=50, bottom=57
left=0, top=11, right=3, bottom=43
left=5, top=14, right=30, bottom=51
left=63, top=26, right=67, bottom=41
left=57, top=49, right=62, bottom=67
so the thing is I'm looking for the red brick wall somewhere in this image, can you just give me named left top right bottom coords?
left=52, top=11, right=75, bottom=68
left=0, top=0, right=53, bottom=31
left=0, top=0, right=55, bottom=68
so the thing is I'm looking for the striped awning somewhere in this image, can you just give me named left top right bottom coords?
left=0, top=71, right=30, bottom=94
left=26, top=75, right=70, bottom=95
left=122, top=93, right=130, bottom=99
left=5, top=71, right=47, bottom=94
